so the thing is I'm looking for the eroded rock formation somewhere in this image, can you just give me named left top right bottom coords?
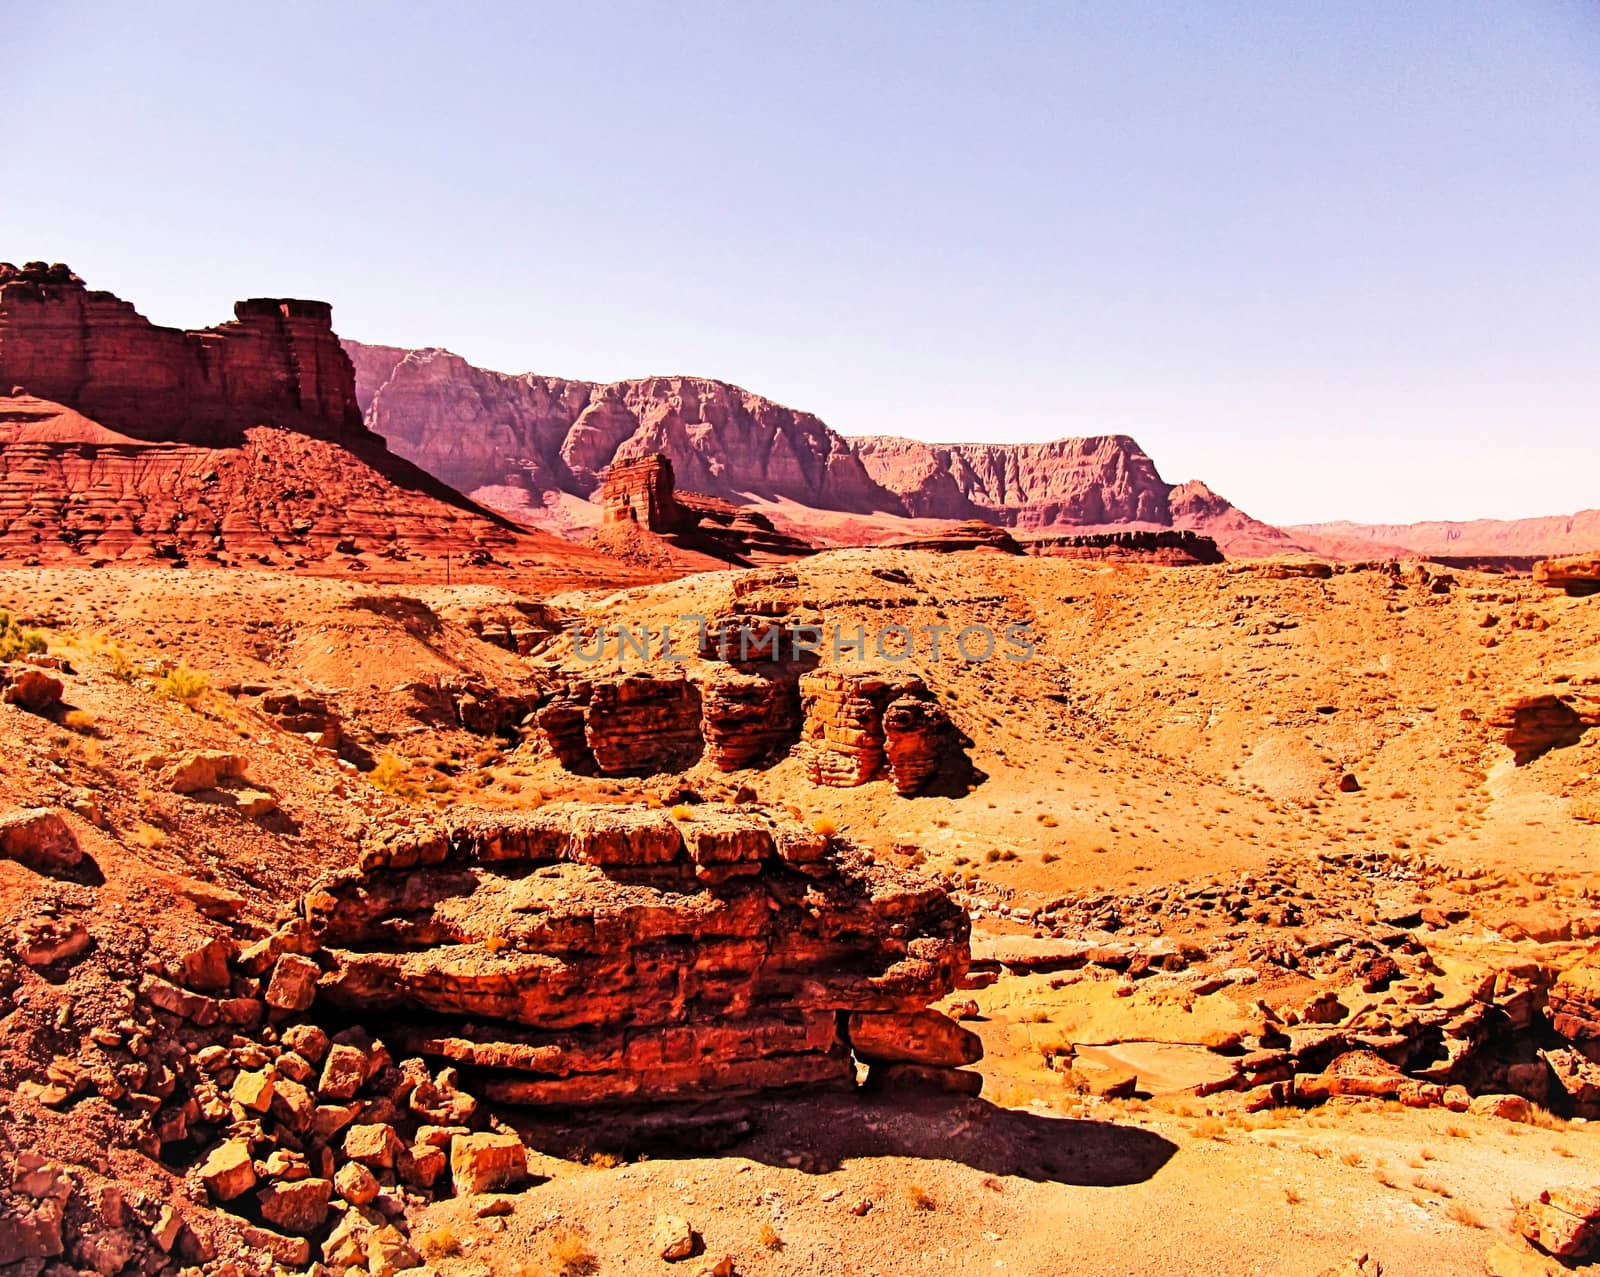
left=602, top=455, right=691, bottom=532
left=1, top=261, right=363, bottom=443
left=1534, top=553, right=1600, bottom=596
left=800, top=671, right=956, bottom=794
left=883, top=521, right=1025, bottom=554
left=1488, top=691, right=1600, bottom=764
left=277, top=803, right=977, bottom=1106
left=1023, top=528, right=1225, bottom=564
left=525, top=662, right=962, bottom=795
left=0, top=268, right=651, bottom=577
left=596, top=453, right=813, bottom=566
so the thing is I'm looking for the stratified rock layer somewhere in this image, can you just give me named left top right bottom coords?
left=1534, top=553, right=1600, bottom=597
left=800, top=670, right=956, bottom=794
left=595, top=453, right=813, bottom=566
left=0, top=266, right=649, bottom=577
left=0, top=261, right=363, bottom=443
left=284, top=803, right=974, bottom=1105
left=347, top=342, right=1293, bottom=554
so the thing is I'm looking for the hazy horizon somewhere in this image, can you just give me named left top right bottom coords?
left=5, top=1, right=1597, bottom=527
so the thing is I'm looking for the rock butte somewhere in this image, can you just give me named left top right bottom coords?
left=0, top=264, right=657, bottom=584
left=596, top=453, right=815, bottom=567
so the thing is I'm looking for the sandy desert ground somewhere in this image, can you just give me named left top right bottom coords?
left=1, top=549, right=1597, bottom=1276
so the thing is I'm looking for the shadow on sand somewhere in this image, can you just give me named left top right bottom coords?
left=516, top=1089, right=1177, bottom=1189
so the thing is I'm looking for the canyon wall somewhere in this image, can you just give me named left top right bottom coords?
left=346, top=341, right=1288, bottom=553
left=346, top=344, right=891, bottom=513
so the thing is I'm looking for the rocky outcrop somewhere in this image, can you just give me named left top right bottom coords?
left=1534, top=553, right=1600, bottom=596
left=701, top=668, right=802, bottom=770
left=1488, top=691, right=1600, bottom=764
left=1549, top=950, right=1600, bottom=1042
left=883, top=522, right=1024, bottom=554
left=285, top=803, right=976, bottom=1105
left=527, top=664, right=961, bottom=793
left=0, top=808, right=82, bottom=877
left=1022, top=528, right=1225, bottom=565
left=0, top=664, right=65, bottom=714
left=1, top=262, right=363, bottom=443
left=595, top=453, right=813, bottom=566
left=800, top=671, right=956, bottom=794
left=585, top=674, right=703, bottom=774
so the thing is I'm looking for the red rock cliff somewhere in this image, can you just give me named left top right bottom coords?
left=346, top=343, right=898, bottom=513
left=347, top=340, right=1298, bottom=554
left=1, top=261, right=365, bottom=443
left=851, top=434, right=1174, bottom=527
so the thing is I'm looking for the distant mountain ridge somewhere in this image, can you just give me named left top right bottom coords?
left=345, top=341, right=1301, bottom=556
left=1291, top=510, right=1600, bottom=559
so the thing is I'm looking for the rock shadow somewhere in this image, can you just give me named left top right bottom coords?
left=518, top=1090, right=1177, bottom=1189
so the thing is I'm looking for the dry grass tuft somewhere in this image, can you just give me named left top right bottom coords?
left=420, top=1226, right=462, bottom=1259
left=547, top=1228, right=599, bottom=1276
left=903, top=1183, right=936, bottom=1211
left=130, top=822, right=167, bottom=850
left=157, top=662, right=209, bottom=706
left=1445, top=1201, right=1484, bottom=1229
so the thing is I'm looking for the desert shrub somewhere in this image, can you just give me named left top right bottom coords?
left=63, top=709, right=97, bottom=735
left=368, top=753, right=421, bottom=800
left=419, top=1227, right=461, bottom=1259
left=810, top=816, right=837, bottom=838
left=0, top=612, right=48, bottom=661
left=131, top=822, right=167, bottom=849
left=1445, top=1201, right=1484, bottom=1229
left=546, top=1229, right=598, bottom=1276
left=158, top=662, right=209, bottom=706
left=106, top=645, right=137, bottom=682
left=671, top=804, right=693, bottom=821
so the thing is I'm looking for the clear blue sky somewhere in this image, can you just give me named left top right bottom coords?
left=5, top=1, right=1597, bottom=525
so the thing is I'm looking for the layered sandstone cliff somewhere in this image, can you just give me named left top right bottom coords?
left=1294, top=511, right=1600, bottom=561
left=1, top=262, right=364, bottom=443
left=0, top=267, right=644, bottom=580
left=347, top=341, right=1291, bottom=554
left=850, top=435, right=1172, bottom=526
left=347, top=344, right=890, bottom=514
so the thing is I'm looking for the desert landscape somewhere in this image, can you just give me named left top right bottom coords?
left=0, top=256, right=1596, bottom=1277
left=3, top=6, right=1598, bottom=1275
